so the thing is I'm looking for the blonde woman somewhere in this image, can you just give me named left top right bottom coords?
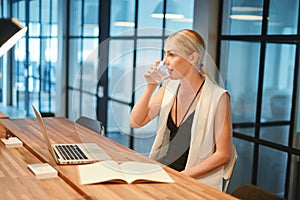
left=129, top=29, right=232, bottom=190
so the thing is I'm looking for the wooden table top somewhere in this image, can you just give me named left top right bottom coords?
left=0, top=135, right=84, bottom=199
left=0, top=117, right=238, bottom=200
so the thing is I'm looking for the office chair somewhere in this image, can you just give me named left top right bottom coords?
left=40, top=112, right=55, bottom=117
left=75, top=116, right=105, bottom=136
left=223, top=144, right=237, bottom=193
left=231, top=184, right=286, bottom=200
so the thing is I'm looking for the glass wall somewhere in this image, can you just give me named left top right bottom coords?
left=67, top=0, right=99, bottom=120
left=106, top=0, right=194, bottom=152
left=219, top=0, right=300, bottom=198
left=11, top=0, right=58, bottom=116
left=67, top=0, right=194, bottom=152
left=222, top=0, right=263, bottom=35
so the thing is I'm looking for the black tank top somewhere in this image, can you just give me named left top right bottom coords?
left=158, top=110, right=195, bottom=171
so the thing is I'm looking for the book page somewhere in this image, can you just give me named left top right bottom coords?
left=78, top=160, right=126, bottom=184
left=120, top=162, right=174, bottom=184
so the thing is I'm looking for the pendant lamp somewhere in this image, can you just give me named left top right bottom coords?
left=151, top=1, right=184, bottom=19
left=0, top=18, right=27, bottom=57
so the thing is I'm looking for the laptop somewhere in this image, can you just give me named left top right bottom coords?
left=32, top=104, right=111, bottom=165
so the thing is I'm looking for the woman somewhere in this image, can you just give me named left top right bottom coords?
left=129, top=29, right=232, bottom=190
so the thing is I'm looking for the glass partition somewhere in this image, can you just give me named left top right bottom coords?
left=108, top=40, right=134, bottom=102
left=69, top=0, right=82, bottom=36
left=267, top=0, right=299, bottom=35
left=220, top=40, right=261, bottom=123
left=165, top=0, right=193, bottom=32
left=12, top=0, right=58, bottom=116
left=137, top=0, right=163, bottom=36
left=257, top=146, right=287, bottom=196
left=110, top=0, right=136, bottom=36
left=105, top=0, right=195, bottom=150
left=230, top=138, right=254, bottom=187
left=220, top=1, right=300, bottom=198
left=67, top=0, right=100, bottom=120
left=222, top=0, right=263, bottom=35
left=83, top=0, right=99, bottom=36
left=261, top=43, right=295, bottom=122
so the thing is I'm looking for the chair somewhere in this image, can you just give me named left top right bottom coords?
left=75, top=116, right=105, bottom=136
left=231, top=184, right=286, bottom=200
left=40, top=112, right=55, bottom=117
left=223, top=144, right=237, bottom=193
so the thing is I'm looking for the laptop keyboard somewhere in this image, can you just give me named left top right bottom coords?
left=55, top=145, right=88, bottom=160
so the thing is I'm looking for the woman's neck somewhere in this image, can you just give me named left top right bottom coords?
left=179, top=70, right=204, bottom=95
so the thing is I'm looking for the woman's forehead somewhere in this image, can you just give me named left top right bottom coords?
left=164, top=42, right=189, bottom=59
left=164, top=42, right=182, bottom=53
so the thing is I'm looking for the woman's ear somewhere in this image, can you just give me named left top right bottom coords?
left=189, top=52, right=199, bottom=65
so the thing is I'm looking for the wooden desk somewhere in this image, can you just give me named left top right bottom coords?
left=0, top=117, right=238, bottom=200
left=0, top=136, right=84, bottom=199
left=0, top=112, right=9, bottom=138
left=0, top=112, right=9, bottom=119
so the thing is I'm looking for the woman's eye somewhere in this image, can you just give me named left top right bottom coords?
left=164, top=52, right=175, bottom=58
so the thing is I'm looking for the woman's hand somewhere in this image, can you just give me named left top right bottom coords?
left=144, top=61, right=169, bottom=85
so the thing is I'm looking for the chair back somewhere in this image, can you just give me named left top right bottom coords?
left=41, top=112, right=55, bottom=117
left=231, top=184, right=286, bottom=200
left=223, top=144, right=237, bottom=193
left=76, top=116, right=105, bottom=136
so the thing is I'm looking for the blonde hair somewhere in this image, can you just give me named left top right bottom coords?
left=166, top=29, right=206, bottom=72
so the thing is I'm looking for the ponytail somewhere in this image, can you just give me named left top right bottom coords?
left=200, top=65, right=218, bottom=85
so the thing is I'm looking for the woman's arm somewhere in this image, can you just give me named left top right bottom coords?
left=181, top=93, right=233, bottom=177
left=129, top=84, right=165, bottom=128
left=129, top=62, right=168, bottom=128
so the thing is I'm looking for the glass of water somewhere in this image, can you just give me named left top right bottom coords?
left=157, top=61, right=169, bottom=77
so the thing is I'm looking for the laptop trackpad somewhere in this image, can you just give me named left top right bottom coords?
left=82, top=143, right=111, bottom=161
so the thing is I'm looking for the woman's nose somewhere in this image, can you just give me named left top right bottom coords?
left=162, top=58, right=167, bottom=65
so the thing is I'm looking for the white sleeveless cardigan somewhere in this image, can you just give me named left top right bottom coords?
left=149, top=77, right=227, bottom=190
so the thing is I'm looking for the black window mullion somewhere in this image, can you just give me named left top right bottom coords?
left=97, top=0, right=110, bottom=128
left=285, top=44, right=300, bottom=198
left=252, top=0, right=270, bottom=185
left=24, top=0, right=30, bottom=117
left=292, top=3, right=300, bottom=198
left=48, top=0, right=53, bottom=111
left=38, top=0, right=42, bottom=111
left=79, top=0, right=85, bottom=116
left=252, top=40, right=266, bottom=185
left=65, top=0, right=70, bottom=117
left=129, top=0, right=139, bottom=150
left=0, top=0, right=3, bottom=16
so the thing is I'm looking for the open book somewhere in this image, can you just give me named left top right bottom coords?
left=77, top=160, right=174, bottom=184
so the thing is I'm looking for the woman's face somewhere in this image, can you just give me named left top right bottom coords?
left=163, top=42, right=193, bottom=80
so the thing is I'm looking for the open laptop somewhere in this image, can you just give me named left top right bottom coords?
left=32, top=104, right=111, bottom=165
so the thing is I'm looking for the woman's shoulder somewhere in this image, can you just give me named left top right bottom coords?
left=204, top=77, right=228, bottom=97
left=204, top=77, right=223, bottom=88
